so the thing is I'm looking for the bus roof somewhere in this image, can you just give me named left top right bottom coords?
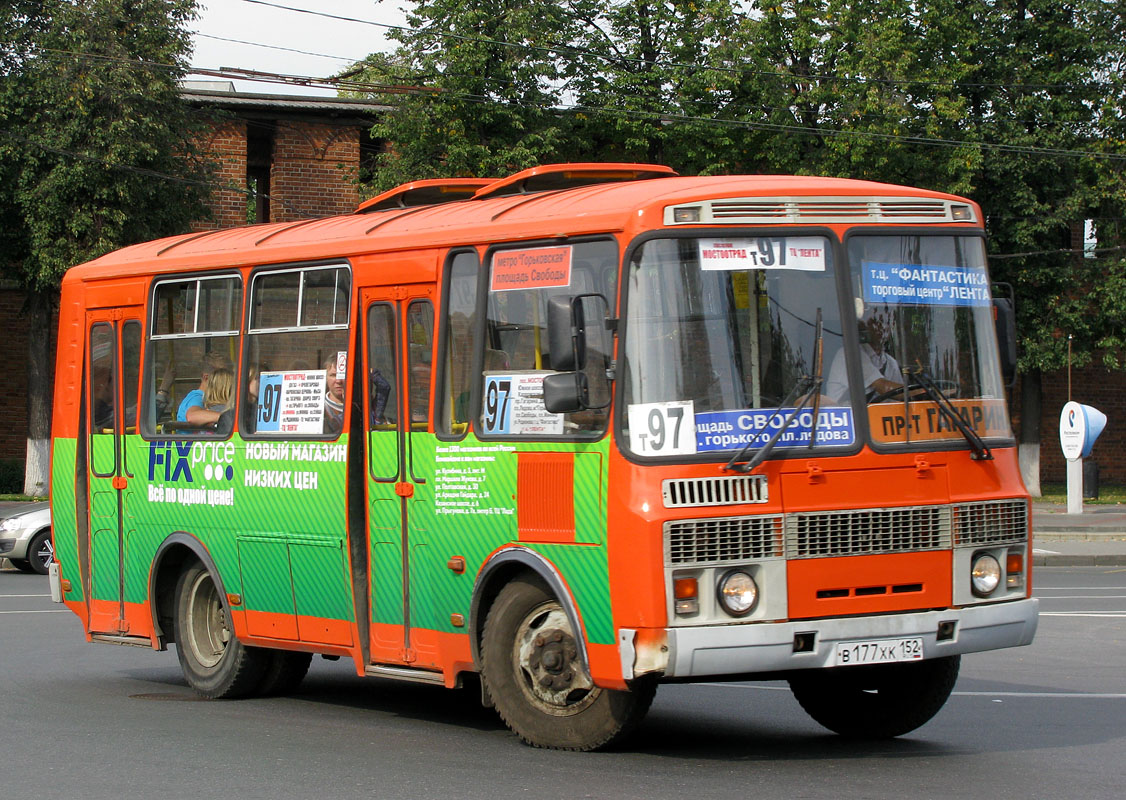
left=65, top=166, right=976, bottom=283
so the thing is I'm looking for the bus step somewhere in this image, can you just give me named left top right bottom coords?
left=90, top=634, right=154, bottom=649
left=364, top=664, right=446, bottom=686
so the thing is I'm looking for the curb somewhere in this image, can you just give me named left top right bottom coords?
left=1034, top=554, right=1126, bottom=567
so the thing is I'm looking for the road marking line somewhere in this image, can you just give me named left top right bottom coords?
left=953, top=691, right=1126, bottom=699
left=0, top=609, right=69, bottom=614
left=1036, top=587, right=1124, bottom=591
left=1040, top=612, right=1126, bottom=617
left=1033, top=548, right=1060, bottom=554
left=701, top=684, right=1126, bottom=699
left=0, top=594, right=51, bottom=598
left=1037, top=594, right=1126, bottom=599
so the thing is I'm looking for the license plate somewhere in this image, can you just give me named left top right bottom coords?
left=834, top=637, right=924, bottom=666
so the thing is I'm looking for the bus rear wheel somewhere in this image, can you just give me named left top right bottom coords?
left=173, top=563, right=267, bottom=699
left=788, top=655, right=960, bottom=738
left=481, top=577, right=655, bottom=751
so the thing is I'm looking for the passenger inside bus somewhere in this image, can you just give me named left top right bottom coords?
left=178, top=352, right=233, bottom=426
left=826, top=304, right=907, bottom=403
left=323, top=357, right=345, bottom=435
left=91, top=366, right=114, bottom=431
left=203, top=367, right=235, bottom=436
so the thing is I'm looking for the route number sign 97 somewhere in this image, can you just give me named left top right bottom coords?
left=628, top=401, right=697, bottom=456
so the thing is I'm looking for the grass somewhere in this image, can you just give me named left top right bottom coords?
left=1038, top=483, right=1126, bottom=505
left=0, top=494, right=41, bottom=502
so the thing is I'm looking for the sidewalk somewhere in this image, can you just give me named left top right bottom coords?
left=1031, top=500, right=1126, bottom=566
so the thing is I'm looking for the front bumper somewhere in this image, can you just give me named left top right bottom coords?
left=0, top=535, right=28, bottom=559
left=621, top=598, right=1039, bottom=679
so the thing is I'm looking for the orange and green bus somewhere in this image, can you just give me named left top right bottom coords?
left=49, top=163, right=1038, bottom=750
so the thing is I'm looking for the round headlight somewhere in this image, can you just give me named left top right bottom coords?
left=971, top=553, right=1002, bottom=596
left=717, top=570, right=758, bottom=616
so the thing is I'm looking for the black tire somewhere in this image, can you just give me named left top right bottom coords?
left=788, top=655, right=960, bottom=739
left=481, top=577, right=656, bottom=751
left=173, top=563, right=268, bottom=699
left=10, top=558, right=36, bottom=574
left=26, top=529, right=54, bottom=575
left=256, top=650, right=313, bottom=697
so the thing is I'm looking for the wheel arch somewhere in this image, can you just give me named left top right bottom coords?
left=149, top=532, right=229, bottom=647
left=468, top=547, right=591, bottom=674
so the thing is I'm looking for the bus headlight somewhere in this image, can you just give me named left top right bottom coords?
left=717, top=570, right=758, bottom=617
left=971, top=553, right=1002, bottom=597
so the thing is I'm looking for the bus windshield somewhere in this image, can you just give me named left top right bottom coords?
left=620, top=234, right=854, bottom=459
left=845, top=234, right=1011, bottom=445
left=620, top=233, right=1011, bottom=460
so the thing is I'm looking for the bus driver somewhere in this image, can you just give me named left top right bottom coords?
left=826, top=304, right=905, bottom=403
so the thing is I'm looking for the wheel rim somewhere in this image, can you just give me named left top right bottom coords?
left=511, top=601, right=600, bottom=716
left=34, top=536, right=53, bottom=569
left=184, top=571, right=229, bottom=669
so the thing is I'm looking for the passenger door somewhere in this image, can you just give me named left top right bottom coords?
left=362, top=286, right=436, bottom=664
left=84, top=309, right=143, bottom=634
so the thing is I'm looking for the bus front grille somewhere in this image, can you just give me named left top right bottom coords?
left=952, top=499, right=1029, bottom=546
left=662, top=475, right=768, bottom=508
left=665, top=515, right=784, bottom=565
left=784, top=505, right=952, bottom=559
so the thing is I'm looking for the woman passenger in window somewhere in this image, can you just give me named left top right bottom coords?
left=203, top=367, right=234, bottom=435
left=323, top=357, right=345, bottom=435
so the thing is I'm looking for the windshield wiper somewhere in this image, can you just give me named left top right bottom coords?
left=903, top=366, right=992, bottom=460
left=723, top=309, right=825, bottom=473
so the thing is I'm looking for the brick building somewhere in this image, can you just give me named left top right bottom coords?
left=0, top=85, right=387, bottom=487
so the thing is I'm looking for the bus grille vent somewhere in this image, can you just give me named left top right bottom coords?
left=662, top=475, right=768, bottom=508
left=785, top=505, right=952, bottom=559
left=696, top=197, right=956, bottom=225
left=665, top=515, right=784, bottom=565
left=952, top=499, right=1028, bottom=546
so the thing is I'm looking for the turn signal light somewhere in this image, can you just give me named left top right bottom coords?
left=674, top=578, right=698, bottom=599
left=1007, top=552, right=1024, bottom=588
left=674, top=577, right=699, bottom=616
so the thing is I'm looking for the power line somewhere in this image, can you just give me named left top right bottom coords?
left=237, top=0, right=1122, bottom=93
left=32, top=47, right=1126, bottom=163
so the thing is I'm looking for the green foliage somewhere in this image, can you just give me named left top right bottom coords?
left=0, top=0, right=211, bottom=293
left=360, top=0, right=1126, bottom=372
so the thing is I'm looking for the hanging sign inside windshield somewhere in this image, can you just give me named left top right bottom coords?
left=862, top=261, right=990, bottom=307
left=698, top=237, right=826, bottom=271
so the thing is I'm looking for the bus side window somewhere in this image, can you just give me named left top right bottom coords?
left=88, top=323, right=116, bottom=477
left=145, top=276, right=241, bottom=437
left=480, top=239, right=615, bottom=437
left=438, top=251, right=479, bottom=435
left=407, top=301, right=434, bottom=429
left=244, top=265, right=351, bottom=439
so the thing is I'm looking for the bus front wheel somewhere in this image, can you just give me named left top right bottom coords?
left=481, top=577, right=655, bottom=751
left=173, top=563, right=268, bottom=699
left=788, top=655, right=960, bottom=738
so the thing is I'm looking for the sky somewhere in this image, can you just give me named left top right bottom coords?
left=186, top=0, right=408, bottom=96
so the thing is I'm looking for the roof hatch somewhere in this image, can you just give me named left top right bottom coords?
left=471, top=163, right=678, bottom=200
left=356, top=178, right=496, bottom=213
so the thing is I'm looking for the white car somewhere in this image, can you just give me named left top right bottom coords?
left=0, top=502, right=53, bottom=575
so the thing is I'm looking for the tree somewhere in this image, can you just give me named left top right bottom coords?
left=362, top=0, right=580, bottom=189
left=0, top=0, right=210, bottom=495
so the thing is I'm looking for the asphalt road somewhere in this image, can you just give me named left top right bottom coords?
left=2, top=567, right=1123, bottom=800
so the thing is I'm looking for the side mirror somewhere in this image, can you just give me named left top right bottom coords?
left=543, top=371, right=589, bottom=414
left=993, top=296, right=1017, bottom=385
left=547, top=295, right=585, bottom=371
